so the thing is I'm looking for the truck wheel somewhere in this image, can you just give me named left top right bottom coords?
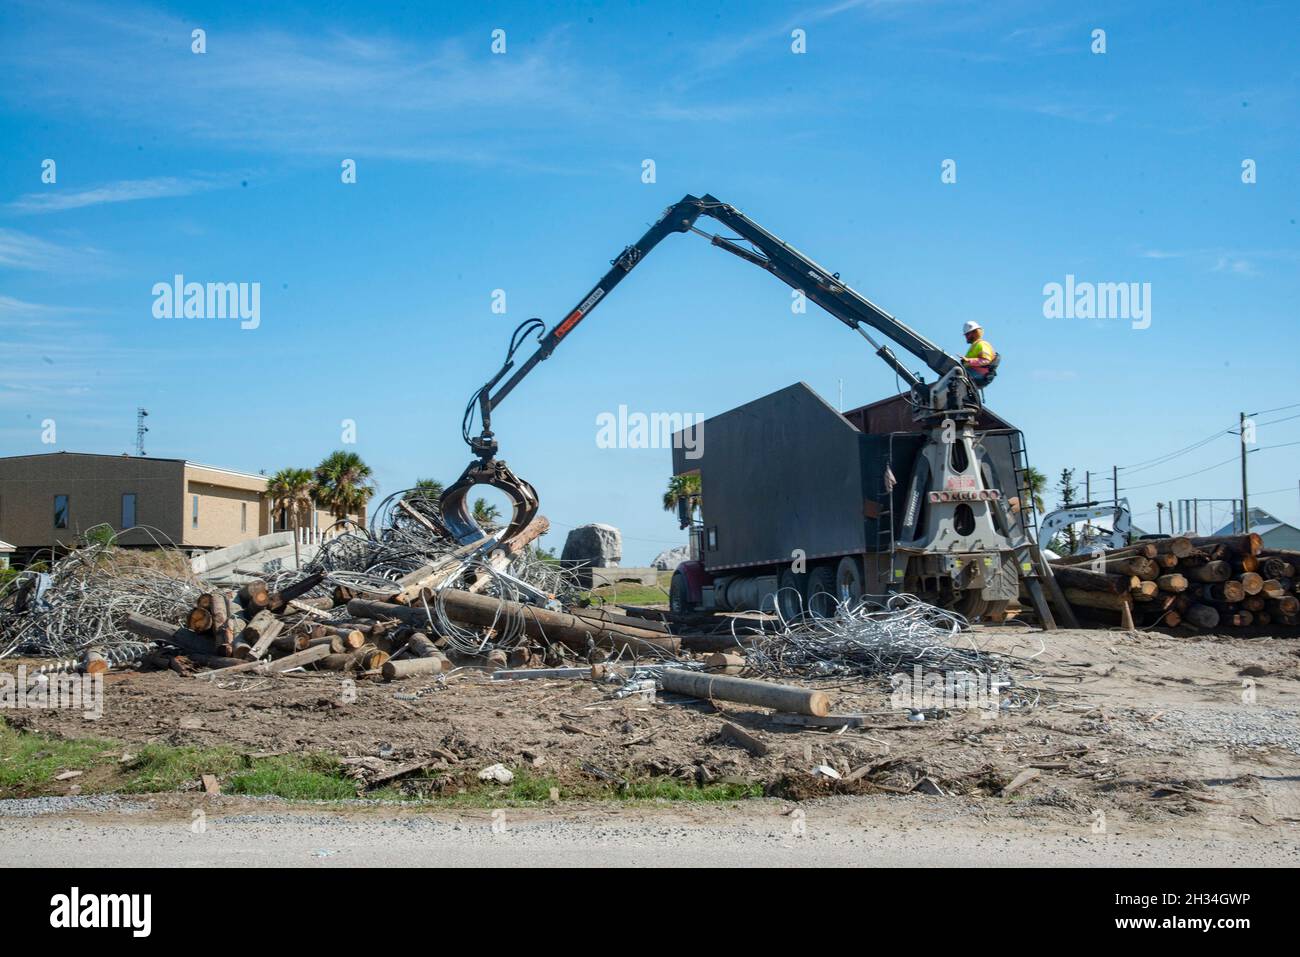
left=957, top=592, right=988, bottom=621
left=835, top=556, right=864, bottom=608
left=777, top=568, right=807, bottom=620
left=669, top=570, right=691, bottom=614
left=806, top=565, right=837, bottom=618
left=983, top=599, right=1010, bottom=623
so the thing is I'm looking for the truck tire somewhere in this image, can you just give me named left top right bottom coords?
left=806, top=565, right=837, bottom=618
left=835, top=556, right=864, bottom=607
left=777, top=568, right=807, bottom=620
left=669, top=570, right=691, bottom=614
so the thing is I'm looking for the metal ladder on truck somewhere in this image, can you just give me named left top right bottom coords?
left=1007, top=434, right=1074, bottom=630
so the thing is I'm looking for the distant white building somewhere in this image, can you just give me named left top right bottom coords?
left=1212, top=508, right=1300, bottom=551
left=0, top=539, right=14, bottom=569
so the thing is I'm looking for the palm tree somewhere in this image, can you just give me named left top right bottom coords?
left=406, top=478, right=444, bottom=502
left=472, top=498, right=503, bottom=527
left=267, top=467, right=316, bottom=531
left=1023, top=466, right=1048, bottom=514
left=313, top=450, right=376, bottom=520
left=662, top=473, right=701, bottom=513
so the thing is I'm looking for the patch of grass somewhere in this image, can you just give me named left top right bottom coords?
left=0, top=724, right=762, bottom=805
left=0, top=721, right=113, bottom=792
left=581, top=571, right=674, bottom=609
left=227, top=754, right=357, bottom=801
left=119, top=743, right=245, bottom=793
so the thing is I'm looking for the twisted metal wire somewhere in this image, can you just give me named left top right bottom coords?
left=740, top=591, right=1002, bottom=681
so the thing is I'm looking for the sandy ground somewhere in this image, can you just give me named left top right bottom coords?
left=2, top=793, right=1297, bottom=867
left=5, top=624, right=1300, bottom=863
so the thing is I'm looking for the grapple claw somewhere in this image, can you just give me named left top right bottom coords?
left=438, top=459, right=540, bottom=548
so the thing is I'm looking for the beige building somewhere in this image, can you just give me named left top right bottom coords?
left=0, top=452, right=343, bottom=562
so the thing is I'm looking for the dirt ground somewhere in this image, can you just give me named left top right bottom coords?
left=7, top=624, right=1300, bottom=842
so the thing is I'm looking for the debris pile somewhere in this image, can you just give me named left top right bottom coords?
left=1050, top=533, right=1299, bottom=631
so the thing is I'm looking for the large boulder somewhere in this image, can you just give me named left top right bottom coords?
left=561, top=523, right=622, bottom=569
left=650, top=544, right=690, bottom=571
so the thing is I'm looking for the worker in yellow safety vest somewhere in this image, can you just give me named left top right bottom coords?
left=961, top=321, right=997, bottom=385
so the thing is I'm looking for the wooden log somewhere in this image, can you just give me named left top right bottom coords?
left=1238, top=572, right=1264, bottom=596
left=198, top=643, right=333, bottom=678
left=1131, top=580, right=1159, bottom=599
left=238, top=579, right=270, bottom=610
left=120, top=612, right=216, bottom=657
left=196, top=593, right=214, bottom=611
left=1049, top=565, right=1134, bottom=595
left=81, top=648, right=109, bottom=675
left=1219, top=609, right=1253, bottom=627
left=209, top=593, right=229, bottom=633
left=313, top=653, right=355, bottom=671
left=405, top=632, right=440, bottom=658
left=1183, top=603, right=1220, bottom=629
left=1156, top=573, right=1188, bottom=593
left=1201, top=581, right=1245, bottom=603
left=352, top=645, right=390, bottom=671
left=391, top=537, right=491, bottom=605
left=1163, top=609, right=1182, bottom=627
left=1185, top=561, right=1232, bottom=583
left=1055, top=542, right=1157, bottom=566
left=186, top=606, right=213, bottom=633
left=1259, top=578, right=1285, bottom=599
left=382, top=656, right=450, bottom=680
left=244, top=610, right=284, bottom=659
left=464, top=516, right=552, bottom=595
left=268, top=572, right=326, bottom=613
left=1237, top=555, right=1260, bottom=573
left=658, top=668, right=830, bottom=716
left=704, top=652, right=746, bottom=675
left=1243, top=596, right=1266, bottom=612
left=347, top=595, right=681, bottom=658
left=1109, top=556, right=1160, bottom=580
left=1062, top=588, right=1133, bottom=612
left=1257, top=557, right=1293, bottom=579
left=1268, top=596, right=1300, bottom=616
left=1190, top=534, right=1261, bottom=557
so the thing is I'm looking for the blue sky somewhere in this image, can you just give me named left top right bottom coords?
left=1, top=0, right=1297, bottom=561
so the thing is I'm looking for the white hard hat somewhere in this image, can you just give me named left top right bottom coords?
left=962, top=321, right=982, bottom=335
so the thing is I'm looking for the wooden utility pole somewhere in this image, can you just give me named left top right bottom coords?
left=1240, top=411, right=1251, bottom=533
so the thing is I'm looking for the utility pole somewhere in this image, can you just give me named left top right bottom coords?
left=1156, top=502, right=1164, bottom=534
left=1240, top=411, right=1250, bottom=532
left=135, top=408, right=149, bottom=457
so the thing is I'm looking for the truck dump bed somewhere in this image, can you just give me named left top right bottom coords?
left=672, top=383, right=1027, bottom=575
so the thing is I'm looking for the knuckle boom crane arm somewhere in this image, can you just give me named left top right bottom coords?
left=441, top=193, right=983, bottom=549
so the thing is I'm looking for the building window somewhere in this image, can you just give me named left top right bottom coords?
left=121, top=493, right=137, bottom=529
left=241, top=502, right=247, bottom=532
left=192, top=494, right=199, bottom=529
left=54, top=494, right=69, bottom=529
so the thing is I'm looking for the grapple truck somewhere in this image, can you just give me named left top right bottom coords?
left=438, top=193, right=1065, bottom=626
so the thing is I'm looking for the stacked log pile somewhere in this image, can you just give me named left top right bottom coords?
left=1050, top=533, right=1298, bottom=632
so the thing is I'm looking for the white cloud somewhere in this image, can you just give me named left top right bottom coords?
left=0, top=228, right=102, bottom=273
left=9, top=177, right=217, bottom=213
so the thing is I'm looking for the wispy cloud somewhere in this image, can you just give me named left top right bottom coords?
left=9, top=176, right=218, bottom=213
left=0, top=2, right=610, bottom=167
left=0, top=295, right=95, bottom=325
left=0, top=228, right=103, bottom=273
left=1135, top=246, right=1300, bottom=278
